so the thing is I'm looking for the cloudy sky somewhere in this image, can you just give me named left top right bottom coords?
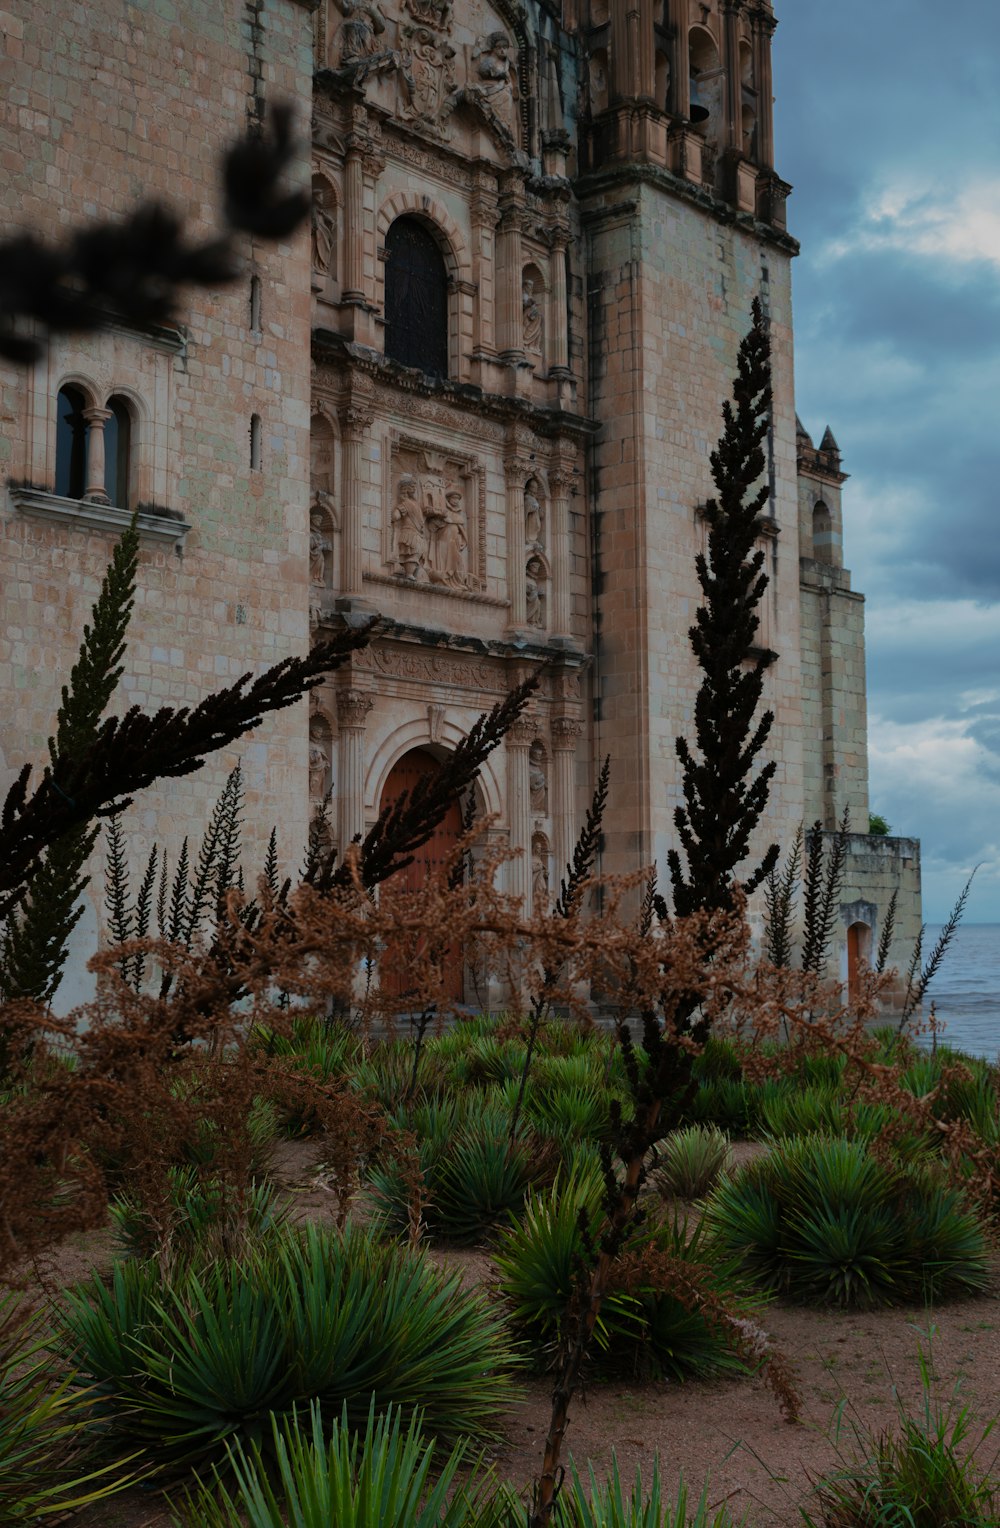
left=773, top=0, right=1000, bottom=922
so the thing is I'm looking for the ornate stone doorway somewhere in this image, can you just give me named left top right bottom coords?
left=379, top=747, right=464, bottom=1004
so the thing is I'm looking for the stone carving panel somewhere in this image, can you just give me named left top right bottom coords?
left=529, top=739, right=547, bottom=813
left=385, top=433, right=485, bottom=593
left=326, top=0, right=524, bottom=159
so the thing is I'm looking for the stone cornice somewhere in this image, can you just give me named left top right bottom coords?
left=575, top=162, right=800, bottom=256
left=311, top=328, right=598, bottom=441
left=322, top=607, right=592, bottom=670
left=7, top=486, right=190, bottom=546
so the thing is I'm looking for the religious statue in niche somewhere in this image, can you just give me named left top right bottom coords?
left=309, top=509, right=333, bottom=625
left=309, top=720, right=332, bottom=801
left=522, top=277, right=543, bottom=351
left=468, top=31, right=519, bottom=135
left=336, top=0, right=402, bottom=81
left=390, top=472, right=427, bottom=579
left=524, top=476, right=544, bottom=551
left=532, top=833, right=550, bottom=906
left=525, top=555, right=546, bottom=628
left=311, top=184, right=336, bottom=278
left=529, top=741, right=547, bottom=813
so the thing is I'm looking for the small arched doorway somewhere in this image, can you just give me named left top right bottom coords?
left=846, top=921, right=871, bottom=1007
left=379, top=747, right=464, bottom=1004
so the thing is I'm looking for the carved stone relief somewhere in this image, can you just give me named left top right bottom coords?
left=524, top=475, right=544, bottom=551
left=309, top=713, right=334, bottom=801
left=525, top=554, right=546, bottom=628
left=531, top=831, right=550, bottom=906
left=385, top=434, right=485, bottom=593
left=529, top=739, right=547, bottom=813
left=327, top=0, right=523, bottom=159
left=522, top=269, right=543, bottom=353
left=311, top=175, right=337, bottom=282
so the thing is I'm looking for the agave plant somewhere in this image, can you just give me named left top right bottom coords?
left=369, top=1096, right=552, bottom=1243
left=0, top=1294, right=139, bottom=1523
left=495, top=1153, right=760, bottom=1379
left=757, top=1082, right=844, bottom=1139
left=704, top=1135, right=989, bottom=1308
left=553, top=1455, right=742, bottom=1528
left=110, top=1170, right=283, bottom=1261
left=653, top=1125, right=731, bottom=1200
left=57, top=1221, right=519, bottom=1472
left=173, top=1399, right=519, bottom=1528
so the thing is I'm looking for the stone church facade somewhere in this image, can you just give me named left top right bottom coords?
left=0, top=0, right=920, bottom=1005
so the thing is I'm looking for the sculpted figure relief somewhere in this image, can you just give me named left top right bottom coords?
left=529, top=741, right=547, bottom=813
left=424, top=477, right=470, bottom=587
left=390, top=451, right=478, bottom=590
left=311, top=197, right=336, bottom=277
left=391, top=472, right=427, bottom=579
left=532, top=833, right=549, bottom=905
left=339, top=0, right=387, bottom=63
left=525, top=556, right=546, bottom=628
left=469, top=31, right=519, bottom=133
left=522, top=277, right=543, bottom=350
left=524, top=476, right=543, bottom=550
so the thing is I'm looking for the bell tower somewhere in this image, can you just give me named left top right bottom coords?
left=579, top=0, right=786, bottom=227
left=578, top=0, right=801, bottom=881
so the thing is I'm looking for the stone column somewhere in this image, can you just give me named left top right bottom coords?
left=504, top=459, right=528, bottom=629
left=549, top=467, right=574, bottom=638
left=506, top=716, right=537, bottom=911
left=751, top=9, right=775, bottom=169
left=721, top=1, right=742, bottom=152
left=82, top=406, right=112, bottom=503
left=495, top=199, right=524, bottom=359
left=551, top=715, right=583, bottom=890
left=339, top=405, right=372, bottom=600
left=547, top=229, right=570, bottom=374
left=470, top=178, right=498, bottom=356
left=336, top=687, right=374, bottom=851
left=342, top=146, right=365, bottom=303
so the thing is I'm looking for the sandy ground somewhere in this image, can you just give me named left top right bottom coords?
left=46, top=1138, right=1000, bottom=1526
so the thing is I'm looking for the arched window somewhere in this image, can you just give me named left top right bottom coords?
left=55, top=385, right=89, bottom=499
left=103, top=395, right=132, bottom=508
left=383, top=216, right=449, bottom=378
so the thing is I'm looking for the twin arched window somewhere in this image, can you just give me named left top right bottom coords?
left=383, top=216, right=449, bottom=379
left=55, top=386, right=133, bottom=507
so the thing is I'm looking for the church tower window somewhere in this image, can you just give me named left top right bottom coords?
left=384, top=216, right=449, bottom=379
left=103, top=395, right=133, bottom=508
left=55, top=385, right=89, bottom=499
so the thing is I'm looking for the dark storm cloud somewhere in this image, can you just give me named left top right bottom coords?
left=774, top=0, right=1000, bottom=914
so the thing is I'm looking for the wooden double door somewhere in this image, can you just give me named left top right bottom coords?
left=379, top=748, right=464, bottom=1003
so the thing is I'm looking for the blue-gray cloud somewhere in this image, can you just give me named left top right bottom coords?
left=775, top=0, right=1000, bottom=916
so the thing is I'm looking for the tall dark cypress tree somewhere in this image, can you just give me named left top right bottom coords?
left=668, top=299, right=780, bottom=919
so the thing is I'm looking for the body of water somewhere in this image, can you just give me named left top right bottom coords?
left=918, top=923, right=1000, bottom=1059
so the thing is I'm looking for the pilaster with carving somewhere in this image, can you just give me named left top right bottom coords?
left=339, top=400, right=374, bottom=599
left=495, top=190, right=527, bottom=360
left=470, top=176, right=500, bottom=356
left=504, top=456, right=530, bottom=628
left=336, top=685, right=375, bottom=850
left=506, top=713, right=539, bottom=910
left=548, top=463, right=576, bottom=638
left=551, top=713, right=584, bottom=891
left=750, top=6, right=776, bottom=170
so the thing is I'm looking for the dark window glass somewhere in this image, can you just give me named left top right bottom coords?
left=55, top=386, right=88, bottom=498
left=384, top=217, right=448, bottom=378
left=104, top=396, right=132, bottom=507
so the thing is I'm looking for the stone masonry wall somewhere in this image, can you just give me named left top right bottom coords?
left=0, top=0, right=314, bottom=1006
left=584, top=176, right=805, bottom=889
